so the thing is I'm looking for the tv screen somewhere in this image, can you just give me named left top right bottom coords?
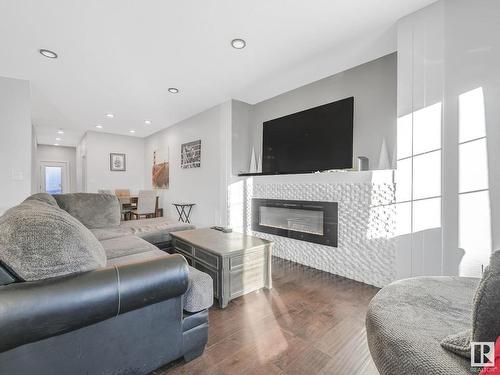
left=262, top=97, right=354, bottom=174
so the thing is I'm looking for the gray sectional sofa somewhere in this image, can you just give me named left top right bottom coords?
left=366, top=277, right=477, bottom=374
left=366, top=249, right=500, bottom=374
left=0, top=193, right=213, bottom=375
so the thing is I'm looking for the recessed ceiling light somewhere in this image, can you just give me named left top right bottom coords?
left=231, top=38, right=246, bottom=49
left=129, top=130, right=136, bottom=134
left=144, top=120, right=152, bottom=125
left=168, top=88, right=179, bottom=94
left=57, top=129, right=64, bottom=134
left=55, top=137, right=62, bottom=141
left=54, top=143, right=59, bottom=146
left=105, top=113, right=114, bottom=118
left=39, top=49, right=58, bottom=59
left=96, top=125, right=103, bottom=129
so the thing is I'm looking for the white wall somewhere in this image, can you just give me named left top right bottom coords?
left=31, top=125, right=38, bottom=194
left=231, top=100, right=253, bottom=175
left=232, top=53, right=397, bottom=174
left=0, top=76, right=31, bottom=214
left=144, top=102, right=231, bottom=227
left=36, top=145, right=77, bottom=193
left=75, top=135, right=87, bottom=192
left=83, top=131, right=145, bottom=193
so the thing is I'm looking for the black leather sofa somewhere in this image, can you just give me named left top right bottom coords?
left=0, top=256, right=209, bottom=374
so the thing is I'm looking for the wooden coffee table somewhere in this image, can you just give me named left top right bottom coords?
left=170, top=228, right=273, bottom=308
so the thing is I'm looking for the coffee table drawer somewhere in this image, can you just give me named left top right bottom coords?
left=174, top=239, right=193, bottom=255
left=194, top=248, right=219, bottom=269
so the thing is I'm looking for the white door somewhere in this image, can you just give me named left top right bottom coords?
left=40, top=161, right=69, bottom=194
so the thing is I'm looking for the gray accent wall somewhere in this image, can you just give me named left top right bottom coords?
left=232, top=53, right=397, bottom=175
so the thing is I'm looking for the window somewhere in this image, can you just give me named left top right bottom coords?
left=458, top=88, right=491, bottom=277
left=45, top=166, right=63, bottom=194
left=395, top=102, right=442, bottom=236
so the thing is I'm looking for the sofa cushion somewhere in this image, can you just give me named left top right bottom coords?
left=472, top=250, right=500, bottom=344
left=90, top=227, right=130, bottom=241
left=184, top=265, right=214, bottom=313
left=440, top=330, right=471, bottom=359
left=366, top=276, right=479, bottom=375
left=119, top=217, right=195, bottom=244
left=0, top=200, right=106, bottom=281
left=24, top=193, right=59, bottom=207
left=54, top=193, right=121, bottom=229
left=101, top=235, right=159, bottom=260
left=106, top=248, right=213, bottom=312
left=91, top=218, right=195, bottom=244
left=104, top=249, right=167, bottom=266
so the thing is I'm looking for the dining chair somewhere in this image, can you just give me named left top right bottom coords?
left=130, top=190, right=157, bottom=220
left=115, top=189, right=131, bottom=203
left=115, top=189, right=133, bottom=221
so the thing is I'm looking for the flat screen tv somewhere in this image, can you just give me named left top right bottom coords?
left=262, top=96, right=354, bottom=174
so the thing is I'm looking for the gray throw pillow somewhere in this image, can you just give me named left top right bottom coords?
left=440, top=250, right=500, bottom=360
left=0, top=200, right=106, bottom=281
left=24, top=193, right=59, bottom=207
left=472, top=251, right=500, bottom=344
left=441, top=330, right=471, bottom=359
left=54, top=193, right=121, bottom=229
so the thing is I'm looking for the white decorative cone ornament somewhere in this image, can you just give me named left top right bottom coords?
left=378, top=138, right=391, bottom=170
left=250, top=147, right=257, bottom=173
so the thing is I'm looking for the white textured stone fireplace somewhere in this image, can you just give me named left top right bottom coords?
left=227, top=170, right=397, bottom=287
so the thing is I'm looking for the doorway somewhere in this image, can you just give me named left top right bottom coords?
left=39, top=161, right=69, bottom=194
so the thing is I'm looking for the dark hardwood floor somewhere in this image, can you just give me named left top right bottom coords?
left=154, top=257, right=380, bottom=375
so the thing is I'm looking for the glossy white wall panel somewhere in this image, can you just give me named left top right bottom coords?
left=444, top=0, right=500, bottom=276
left=396, top=2, right=444, bottom=279
left=397, top=0, right=500, bottom=278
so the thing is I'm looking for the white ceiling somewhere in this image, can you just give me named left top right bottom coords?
left=0, top=0, right=436, bottom=146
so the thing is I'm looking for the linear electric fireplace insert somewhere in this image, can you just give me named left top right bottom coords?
left=252, top=198, right=338, bottom=247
